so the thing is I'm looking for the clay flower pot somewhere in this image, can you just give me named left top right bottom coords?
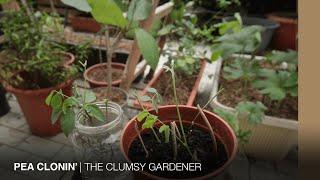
left=267, top=12, right=298, bottom=50
left=83, top=62, right=126, bottom=88
left=120, top=105, right=238, bottom=180
left=70, top=15, right=101, bottom=33
left=5, top=80, right=73, bottom=137
left=135, top=60, right=206, bottom=109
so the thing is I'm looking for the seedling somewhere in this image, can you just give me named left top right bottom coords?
left=45, top=88, right=107, bottom=136
left=61, top=0, right=160, bottom=96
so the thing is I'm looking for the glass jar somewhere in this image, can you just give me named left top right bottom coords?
left=70, top=101, right=131, bottom=179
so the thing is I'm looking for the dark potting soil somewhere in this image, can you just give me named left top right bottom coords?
left=153, top=70, right=198, bottom=105
left=88, top=67, right=123, bottom=83
left=218, top=62, right=298, bottom=120
left=93, top=88, right=126, bottom=106
left=128, top=126, right=228, bottom=179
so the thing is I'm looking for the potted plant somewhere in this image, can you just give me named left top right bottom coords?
left=222, top=15, right=279, bottom=53
left=46, top=88, right=128, bottom=178
left=267, top=12, right=298, bottom=50
left=210, top=15, right=298, bottom=160
left=121, top=63, right=237, bottom=179
left=62, top=0, right=161, bottom=106
left=0, top=1, right=78, bottom=136
left=69, top=12, right=102, bottom=33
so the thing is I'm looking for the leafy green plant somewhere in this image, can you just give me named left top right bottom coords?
left=61, top=0, right=160, bottom=96
left=45, top=88, right=106, bottom=136
left=0, top=6, right=77, bottom=89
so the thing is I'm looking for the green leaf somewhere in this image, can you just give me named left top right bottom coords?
left=159, top=124, right=170, bottom=143
left=45, top=91, right=54, bottom=106
left=137, top=110, right=149, bottom=122
left=83, top=90, right=96, bottom=103
left=51, top=108, right=62, bottom=124
left=147, top=87, right=157, bottom=94
left=61, top=0, right=91, bottom=12
left=236, top=101, right=267, bottom=124
left=62, top=97, right=78, bottom=113
left=0, top=0, right=13, bottom=4
left=142, top=114, right=157, bottom=129
left=51, top=93, right=63, bottom=109
left=135, top=28, right=160, bottom=70
left=84, top=104, right=105, bottom=122
left=157, top=24, right=175, bottom=36
left=61, top=108, right=75, bottom=136
left=214, top=108, right=239, bottom=132
left=127, top=0, right=152, bottom=21
left=140, top=95, right=151, bottom=102
left=87, top=0, right=127, bottom=28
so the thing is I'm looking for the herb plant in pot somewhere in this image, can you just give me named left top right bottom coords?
left=62, top=0, right=161, bottom=107
left=46, top=88, right=129, bottom=178
left=121, top=64, right=237, bottom=179
left=211, top=15, right=298, bottom=160
left=0, top=3, right=78, bottom=136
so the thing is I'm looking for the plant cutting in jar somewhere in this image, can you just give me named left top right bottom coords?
left=121, top=61, right=237, bottom=179
left=62, top=0, right=161, bottom=105
left=0, top=0, right=79, bottom=136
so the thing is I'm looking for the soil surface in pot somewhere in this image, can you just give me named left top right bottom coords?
left=128, top=126, right=228, bottom=179
left=93, top=88, right=126, bottom=106
left=88, top=67, right=123, bottom=83
left=218, top=61, right=298, bottom=120
left=153, top=70, right=199, bottom=105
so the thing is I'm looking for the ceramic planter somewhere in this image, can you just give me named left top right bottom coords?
left=267, top=12, right=298, bottom=50
left=83, top=62, right=126, bottom=88
left=70, top=14, right=101, bottom=33
left=5, top=80, right=73, bottom=136
left=210, top=56, right=298, bottom=161
left=135, top=60, right=206, bottom=109
left=0, top=84, right=10, bottom=117
left=223, top=17, right=279, bottom=53
left=120, top=105, right=237, bottom=180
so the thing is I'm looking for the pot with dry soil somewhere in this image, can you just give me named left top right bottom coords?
left=211, top=55, right=298, bottom=160
left=135, top=60, right=206, bottom=109
left=84, top=62, right=126, bottom=88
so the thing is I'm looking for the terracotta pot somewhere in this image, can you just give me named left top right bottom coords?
left=134, top=60, right=206, bottom=109
left=5, top=80, right=74, bottom=137
left=70, top=15, right=101, bottom=33
left=83, top=62, right=126, bottom=88
left=267, top=12, right=298, bottom=50
left=120, top=105, right=238, bottom=180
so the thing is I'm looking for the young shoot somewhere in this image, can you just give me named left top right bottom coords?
left=45, top=88, right=107, bottom=136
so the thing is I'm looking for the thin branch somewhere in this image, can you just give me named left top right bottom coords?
left=135, top=121, right=149, bottom=158
left=170, top=122, right=178, bottom=160
left=197, top=104, right=218, bottom=155
left=49, top=0, right=57, bottom=14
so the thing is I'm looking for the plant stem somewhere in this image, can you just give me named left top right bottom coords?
left=151, top=127, right=161, bottom=143
left=49, top=0, right=57, bottom=14
left=135, top=121, right=149, bottom=158
left=105, top=26, right=113, bottom=97
left=196, top=105, right=218, bottom=155
left=19, top=0, right=34, bottom=22
left=171, top=67, right=188, bottom=146
left=189, top=88, right=224, bottom=130
left=170, top=122, right=178, bottom=160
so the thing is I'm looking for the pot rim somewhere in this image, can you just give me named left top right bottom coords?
left=267, top=12, right=298, bottom=24
left=120, top=105, right=238, bottom=180
left=4, top=79, right=74, bottom=95
left=83, top=62, right=126, bottom=86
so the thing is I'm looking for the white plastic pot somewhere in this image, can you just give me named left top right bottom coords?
left=210, top=55, right=298, bottom=161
